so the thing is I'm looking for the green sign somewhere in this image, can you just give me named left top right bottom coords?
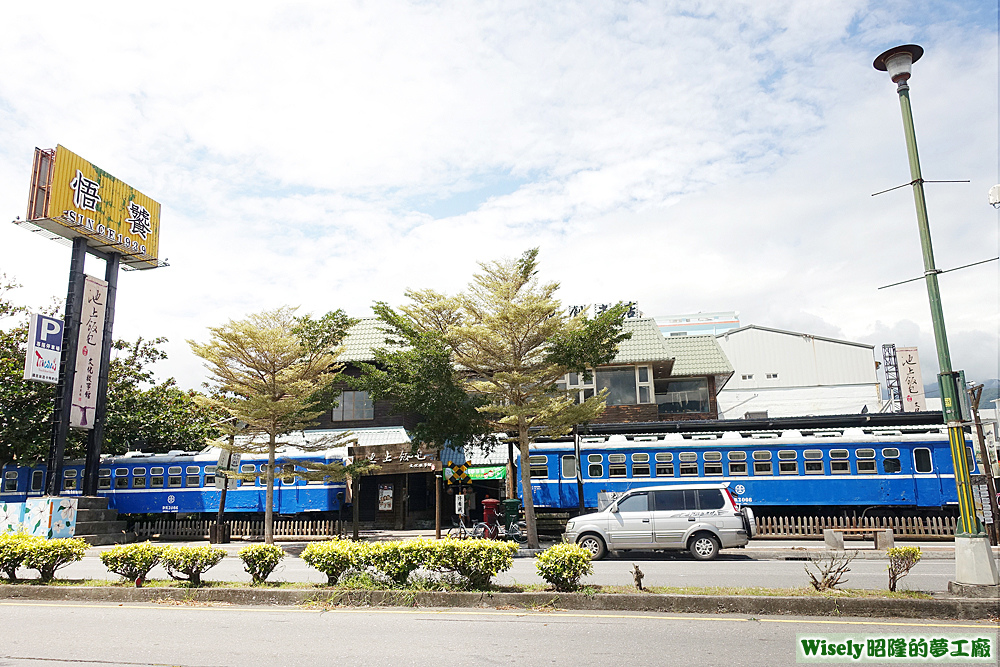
left=468, top=465, right=506, bottom=480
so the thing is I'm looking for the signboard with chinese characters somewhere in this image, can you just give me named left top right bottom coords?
left=22, top=313, right=63, bottom=384
left=215, top=450, right=242, bottom=490
left=896, top=347, right=926, bottom=412
left=347, top=444, right=442, bottom=475
left=69, top=276, right=108, bottom=429
left=567, top=303, right=642, bottom=319
left=25, top=145, right=161, bottom=270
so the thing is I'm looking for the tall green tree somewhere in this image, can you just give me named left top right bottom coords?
left=189, top=306, right=355, bottom=544
left=399, top=249, right=630, bottom=548
left=348, top=301, right=492, bottom=453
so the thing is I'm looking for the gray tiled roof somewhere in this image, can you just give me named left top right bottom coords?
left=663, top=334, right=734, bottom=377
left=337, top=318, right=398, bottom=363
left=610, top=318, right=674, bottom=363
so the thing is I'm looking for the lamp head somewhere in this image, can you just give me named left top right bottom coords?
left=874, top=44, right=924, bottom=84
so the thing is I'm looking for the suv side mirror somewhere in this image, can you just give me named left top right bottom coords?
left=609, top=502, right=618, bottom=513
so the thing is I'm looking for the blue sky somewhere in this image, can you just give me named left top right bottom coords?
left=0, top=1, right=997, bottom=393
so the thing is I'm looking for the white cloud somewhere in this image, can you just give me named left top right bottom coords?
left=0, top=1, right=996, bottom=391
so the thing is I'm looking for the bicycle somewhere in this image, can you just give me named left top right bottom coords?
left=446, top=515, right=485, bottom=539
left=481, top=515, right=528, bottom=543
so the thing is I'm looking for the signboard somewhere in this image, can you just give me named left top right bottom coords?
left=378, top=484, right=393, bottom=512
left=25, top=145, right=161, bottom=270
left=568, top=303, right=642, bottom=319
left=468, top=465, right=507, bottom=480
left=215, top=450, right=242, bottom=490
left=69, top=276, right=108, bottom=429
left=347, top=444, right=442, bottom=475
left=22, top=313, right=63, bottom=384
left=897, top=347, right=926, bottom=412
left=454, top=493, right=466, bottom=516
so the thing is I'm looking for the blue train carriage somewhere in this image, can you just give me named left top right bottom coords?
left=1, top=448, right=349, bottom=517
left=517, top=427, right=977, bottom=516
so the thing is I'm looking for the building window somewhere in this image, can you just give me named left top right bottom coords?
left=332, top=390, right=374, bottom=421
left=596, top=367, right=639, bottom=406
left=654, top=377, right=710, bottom=414
left=742, top=374, right=754, bottom=380
left=766, top=373, right=778, bottom=379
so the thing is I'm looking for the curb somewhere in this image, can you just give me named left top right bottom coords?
left=1, top=585, right=996, bottom=620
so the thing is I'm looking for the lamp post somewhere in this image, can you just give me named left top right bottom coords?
left=873, top=44, right=999, bottom=586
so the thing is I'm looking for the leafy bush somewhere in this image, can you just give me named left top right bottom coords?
left=536, top=543, right=593, bottom=591
left=427, top=538, right=517, bottom=589
left=162, top=545, right=226, bottom=587
left=301, top=539, right=358, bottom=585
left=362, top=539, right=434, bottom=587
left=23, top=537, right=88, bottom=582
left=99, top=542, right=165, bottom=587
left=239, top=543, right=285, bottom=584
left=0, top=533, right=42, bottom=582
left=887, top=546, right=921, bottom=592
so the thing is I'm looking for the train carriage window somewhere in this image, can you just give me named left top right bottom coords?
left=913, top=448, right=933, bottom=473
left=777, top=450, right=798, bottom=475
left=3, top=470, right=17, bottom=492
left=98, top=468, right=112, bottom=490
left=529, top=455, right=549, bottom=478
left=631, top=453, right=650, bottom=477
left=31, top=470, right=44, bottom=492
left=855, top=449, right=876, bottom=474
left=205, top=465, right=217, bottom=485
left=63, top=469, right=78, bottom=491
left=803, top=450, right=824, bottom=474
left=752, top=451, right=772, bottom=475
left=132, top=467, right=147, bottom=488
left=186, top=466, right=200, bottom=475
left=608, top=454, right=627, bottom=478
left=587, top=454, right=603, bottom=478
left=169, top=476, right=183, bottom=487
left=167, top=466, right=182, bottom=476
left=150, top=476, right=163, bottom=488
left=149, top=467, right=163, bottom=475
left=966, top=447, right=977, bottom=475
left=703, top=451, right=723, bottom=476
left=727, top=450, right=747, bottom=475
left=280, top=464, right=294, bottom=484
left=678, top=452, right=698, bottom=476
left=654, top=452, right=673, bottom=476
left=561, top=455, right=577, bottom=478
left=186, top=475, right=201, bottom=487
left=113, top=468, right=129, bottom=489
left=881, top=448, right=901, bottom=473
left=830, top=449, right=850, bottom=474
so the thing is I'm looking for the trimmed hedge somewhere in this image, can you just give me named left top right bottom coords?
left=536, top=543, right=593, bottom=591
left=162, top=545, right=226, bottom=587
left=301, top=539, right=357, bottom=585
left=100, top=542, right=165, bottom=587
left=299, top=538, right=517, bottom=590
left=22, top=537, right=88, bottom=582
left=0, top=533, right=42, bottom=582
left=239, top=543, right=285, bottom=585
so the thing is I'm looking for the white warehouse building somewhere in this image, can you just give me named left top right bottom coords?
left=715, top=325, right=883, bottom=418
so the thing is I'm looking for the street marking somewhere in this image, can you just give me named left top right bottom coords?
left=0, top=601, right=994, bottom=629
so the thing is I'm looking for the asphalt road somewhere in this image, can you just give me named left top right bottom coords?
left=26, top=551, right=958, bottom=592
left=0, top=601, right=995, bottom=667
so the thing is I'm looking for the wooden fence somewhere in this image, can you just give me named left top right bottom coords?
left=133, top=518, right=344, bottom=540
left=753, top=514, right=957, bottom=540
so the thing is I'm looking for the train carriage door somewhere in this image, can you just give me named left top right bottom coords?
left=276, top=463, right=298, bottom=514
left=559, top=455, right=578, bottom=509
left=912, top=446, right=942, bottom=507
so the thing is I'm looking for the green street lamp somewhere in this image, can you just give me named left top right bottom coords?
left=874, top=44, right=999, bottom=586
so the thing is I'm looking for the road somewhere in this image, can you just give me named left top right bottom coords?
left=34, top=551, right=958, bottom=592
left=0, top=600, right=995, bottom=667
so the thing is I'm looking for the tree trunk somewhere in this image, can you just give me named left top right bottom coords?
left=265, top=435, right=276, bottom=545
left=518, top=416, right=539, bottom=549
left=352, top=476, right=360, bottom=540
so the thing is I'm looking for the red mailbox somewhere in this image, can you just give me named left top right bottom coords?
left=481, top=498, right=501, bottom=538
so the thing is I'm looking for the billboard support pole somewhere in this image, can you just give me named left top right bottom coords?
left=46, top=236, right=87, bottom=497
left=82, top=253, right=119, bottom=496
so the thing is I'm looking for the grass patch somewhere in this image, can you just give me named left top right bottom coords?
left=596, top=585, right=932, bottom=600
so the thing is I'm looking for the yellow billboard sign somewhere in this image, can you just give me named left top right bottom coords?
left=25, top=145, right=161, bottom=270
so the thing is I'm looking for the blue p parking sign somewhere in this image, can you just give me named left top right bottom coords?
left=23, top=313, right=64, bottom=384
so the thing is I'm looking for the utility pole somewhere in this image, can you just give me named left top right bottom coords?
left=874, top=44, right=999, bottom=585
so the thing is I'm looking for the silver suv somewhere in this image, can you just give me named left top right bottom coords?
left=562, top=483, right=756, bottom=561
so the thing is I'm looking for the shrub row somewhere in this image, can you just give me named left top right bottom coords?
left=301, top=538, right=518, bottom=589
left=0, top=534, right=88, bottom=583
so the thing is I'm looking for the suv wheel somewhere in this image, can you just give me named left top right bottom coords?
left=578, top=534, right=607, bottom=561
left=689, top=534, right=720, bottom=561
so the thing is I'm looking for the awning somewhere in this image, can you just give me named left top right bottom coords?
left=468, top=465, right=507, bottom=480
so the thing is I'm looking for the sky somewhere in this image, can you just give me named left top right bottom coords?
left=0, top=1, right=998, bottom=394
